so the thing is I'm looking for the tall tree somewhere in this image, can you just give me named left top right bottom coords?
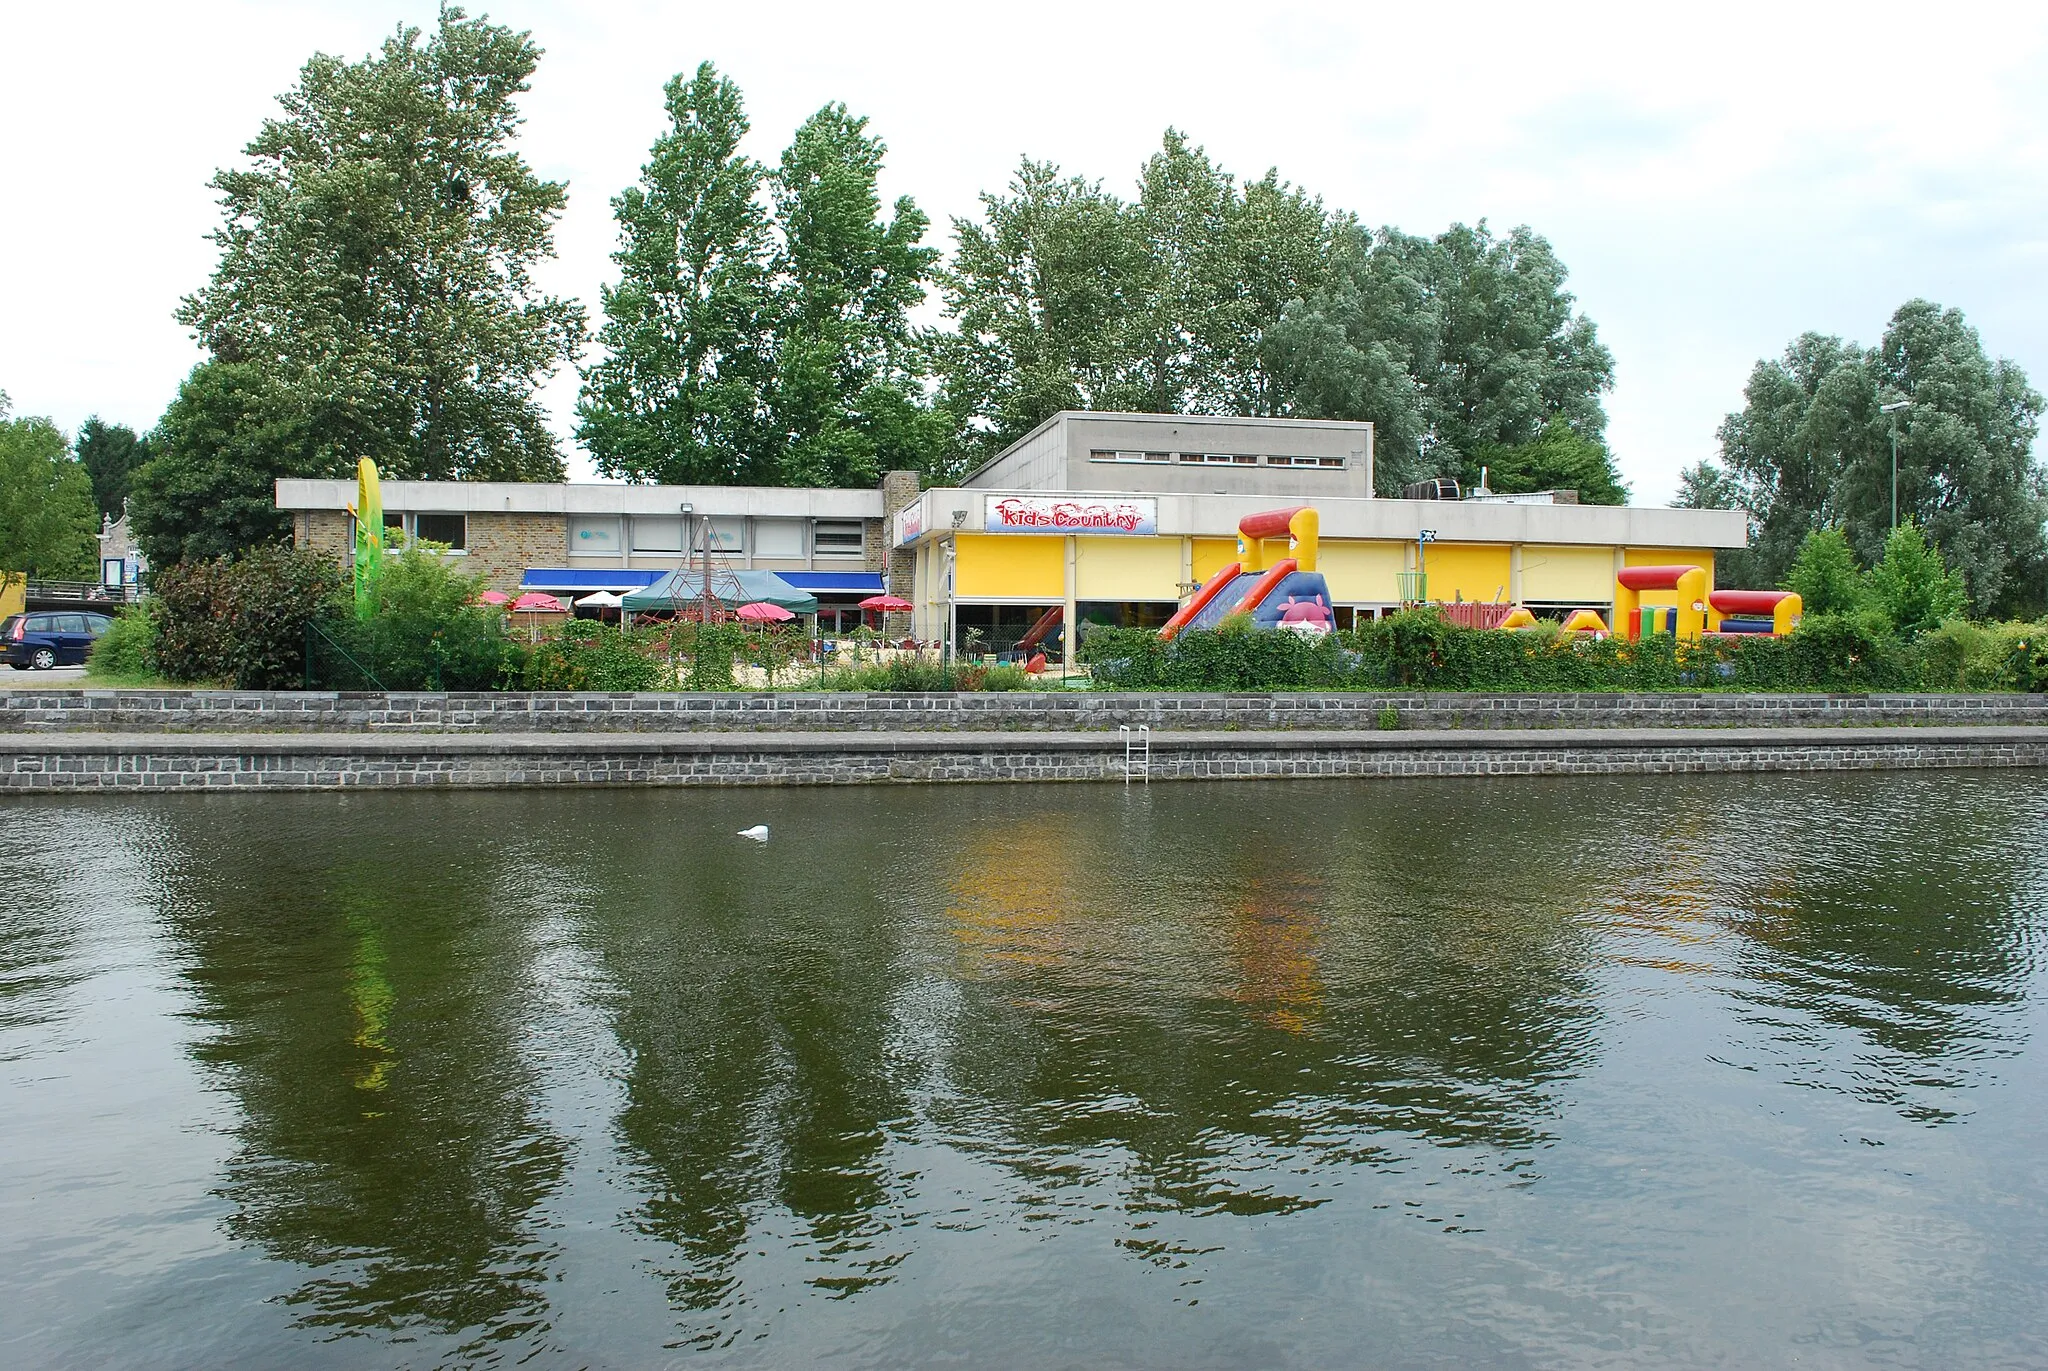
left=0, top=393, right=99, bottom=579
left=937, top=161, right=1152, bottom=457
left=939, top=132, right=1342, bottom=461
left=1266, top=222, right=1615, bottom=493
left=577, top=63, right=775, bottom=485
left=765, top=103, right=946, bottom=486
left=1474, top=418, right=1627, bottom=504
left=127, top=363, right=314, bottom=568
left=176, top=5, right=585, bottom=482
left=1688, top=303, right=2045, bottom=614
left=75, top=418, right=148, bottom=522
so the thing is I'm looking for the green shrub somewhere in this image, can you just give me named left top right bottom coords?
left=149, top=545, right=344, bottom=687
left=522, top=618, right=662, bottom=691
left=1375, top=705, right=1400, bottom=730
left=86, top=605, right=158, bottom=682
left=327, top=548, right=523, bottom=690
left=980, top=665, right=1030, bottom=692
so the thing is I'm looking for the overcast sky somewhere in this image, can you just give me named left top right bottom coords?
left=4, top=0, right=2044, bottom=500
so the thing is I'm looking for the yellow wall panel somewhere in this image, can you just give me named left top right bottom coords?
left=1422, top=543, right=1513, bottom=603
left=1191, top=538, right=1239, bottom=583
left=1317, top=540, right=1408, bottom=603
left=954, top=534, right=1066, bottom=599
left=1519, top=545, right=1616, bottom=602
left=1075, top=537, right=1182, bottom=600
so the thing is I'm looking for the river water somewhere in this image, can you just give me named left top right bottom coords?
left=4, top=773, right=2046, bottom=1369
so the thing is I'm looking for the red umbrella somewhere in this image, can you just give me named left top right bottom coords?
left=858, top=594, right=913, bottom=612
left=479, top=589, right=510, bottom=605
left=511, top=592, right=564, bottom=612
left=735, top=601, right=795, bottom=623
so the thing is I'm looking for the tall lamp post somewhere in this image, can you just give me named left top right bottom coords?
left=1879, top=399, right=1911, bottom=531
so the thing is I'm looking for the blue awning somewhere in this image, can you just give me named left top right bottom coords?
left=778, top=571, right=885, bottom=593
left=521, top=568, right=666, bottom=592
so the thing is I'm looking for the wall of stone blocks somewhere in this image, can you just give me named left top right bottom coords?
left=6, top=688, right=2048, bottom=736
left=4, top=733, right=2046, bottom=792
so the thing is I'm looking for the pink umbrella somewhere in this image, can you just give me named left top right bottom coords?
left=511, top=592, right=564, bottom=612
left=479, top=589, right=510, bottom=605
left=858, top=594, right=913, bottom=612
left=736, top=601, right=795, bottom=623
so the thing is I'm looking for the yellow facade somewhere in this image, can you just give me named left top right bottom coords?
left=1317, top=541, right=1408, bottom=603
left=1519, top=545, right=1616, bottom=602
left=1191, top=537, right=1238, bottom=583
left=953, top=534, right=1066, bottom=599
left=1421, top=543, right=1514, bottom=603
left=1075, top=537, right=1183, bottom=599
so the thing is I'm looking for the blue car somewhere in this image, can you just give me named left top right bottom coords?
left=2, top=611, right=113, bottom=670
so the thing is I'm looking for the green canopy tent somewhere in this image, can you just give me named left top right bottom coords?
left=620, top=569, right=819, bottom=616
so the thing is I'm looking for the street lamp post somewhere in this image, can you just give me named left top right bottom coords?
left=1880, top=400, right=1911, bottom=531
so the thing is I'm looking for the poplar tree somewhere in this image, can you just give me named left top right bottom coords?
left=577, top=63, right=775, bottom=485
left=176, top=5, right=585, bottom=482
left=766, top=103, right=947, bottom=486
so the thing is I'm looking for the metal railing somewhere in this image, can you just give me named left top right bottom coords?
left=26, top=580, right=139, bottom=606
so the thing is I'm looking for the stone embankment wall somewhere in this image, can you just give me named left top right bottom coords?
left=4, top=728, right=2046, bottom=793
left=3, top=689, right=2045, bottom=735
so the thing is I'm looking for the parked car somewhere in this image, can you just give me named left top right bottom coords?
left=2, top=611, right=114, bottom=669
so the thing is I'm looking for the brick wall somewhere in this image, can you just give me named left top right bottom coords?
left=465, top=512, right=568, bottom=595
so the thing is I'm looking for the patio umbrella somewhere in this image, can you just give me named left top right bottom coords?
left=575, top=590, right=622, bottom=609
left=735, top=601, right=795, bottom=622
left=511, top=592, right=564, bottom=612
left=857, top=594, right=913, bottom=612
left=479, top=589, right=510, bottom=605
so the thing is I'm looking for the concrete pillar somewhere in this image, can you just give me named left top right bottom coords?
left=1509, top=544, right=1523, bottom=604
left=1063, top=535, right=1079, bottom=672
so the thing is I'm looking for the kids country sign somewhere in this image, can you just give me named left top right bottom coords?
left=983, top=496, right=1158, bottom=536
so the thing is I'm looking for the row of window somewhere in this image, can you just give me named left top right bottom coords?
left=370, top=513, right=869, bottom=558
left=1089, top=449, right=1347, bottom=469
left=568, top=516, right=866, bottom=557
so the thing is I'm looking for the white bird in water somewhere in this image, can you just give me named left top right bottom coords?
left=738, top=825, right=770, bottom=842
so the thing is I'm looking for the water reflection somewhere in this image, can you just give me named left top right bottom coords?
left=5, top=771, right=2042, bottom=1366
left=137, top=801, right=573, bottom=1351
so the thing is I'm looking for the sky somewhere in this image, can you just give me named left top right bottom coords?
left=3, top=0, right=2045, bottom=502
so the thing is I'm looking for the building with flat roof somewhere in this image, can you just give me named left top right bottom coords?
left=276, top=411, right=1747, bottom=658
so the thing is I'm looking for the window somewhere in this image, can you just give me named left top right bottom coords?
left=55, top=615, right=88, bottom=633
left=1179, top=451, right=1257, bottom=465
left=631, top=516, right=685, bottom=552
left=569, top=517, right=622, bottom=554
left=26, top=616, right=52, bottom=632
left=754, top=519, right=803, bottom=559
left=706, top=517, right=745, bottom=552
left=1266, top=454, right=1346, bottom=468
left=414, top=513, right=467, bottom=549
left=1089, top=449, right=1171, bottom=464
left=813, top=520, right=865, bottom=556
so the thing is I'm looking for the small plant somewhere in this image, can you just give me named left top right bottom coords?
left=86, top=605, right=159, bottom=683
left=1376, top=705, right=1400, bottom=730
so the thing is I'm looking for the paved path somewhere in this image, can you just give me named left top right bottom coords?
left=0, top=666, right=86, bottom=689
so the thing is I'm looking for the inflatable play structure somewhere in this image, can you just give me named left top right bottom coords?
left=1161, top=507, right=1335, bottom=640
left=1707, top=589, right=1803, bottom=636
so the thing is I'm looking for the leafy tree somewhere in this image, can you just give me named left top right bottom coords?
left=938, top=161, right=1155, bottom=457
left=1865, top=522, right=1967, bottom=637
left=1473, top=417, right=1626, bottom=504
left=1689, top=302, right=2045, bottom=614
left=1782, top=527, right=1867, bottom=615
left=940, top=132, right=1342, bottom=463
left=765, top=102, right=946, bottom=486
left=0, top=392, right=99, bottom=578
left=128, top=362, right=321, bottom=567
left=75, top=418, right=149, bottom=521
left=1265, top=222, right=1613, bottom=492
left=176, top=5, right=585, bottom=482
left=577, top=63, right=775, bottom=485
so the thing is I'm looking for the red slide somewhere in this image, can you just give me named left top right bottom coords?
left=1016, top=604, right=1063, bottom=653
left=1161, top=562, right=1242, bottom=641
left=1229, top=559, right=1299, bottom=617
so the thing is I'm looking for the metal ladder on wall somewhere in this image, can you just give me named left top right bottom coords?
left=1120, top=724, right=1150, bottom=783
